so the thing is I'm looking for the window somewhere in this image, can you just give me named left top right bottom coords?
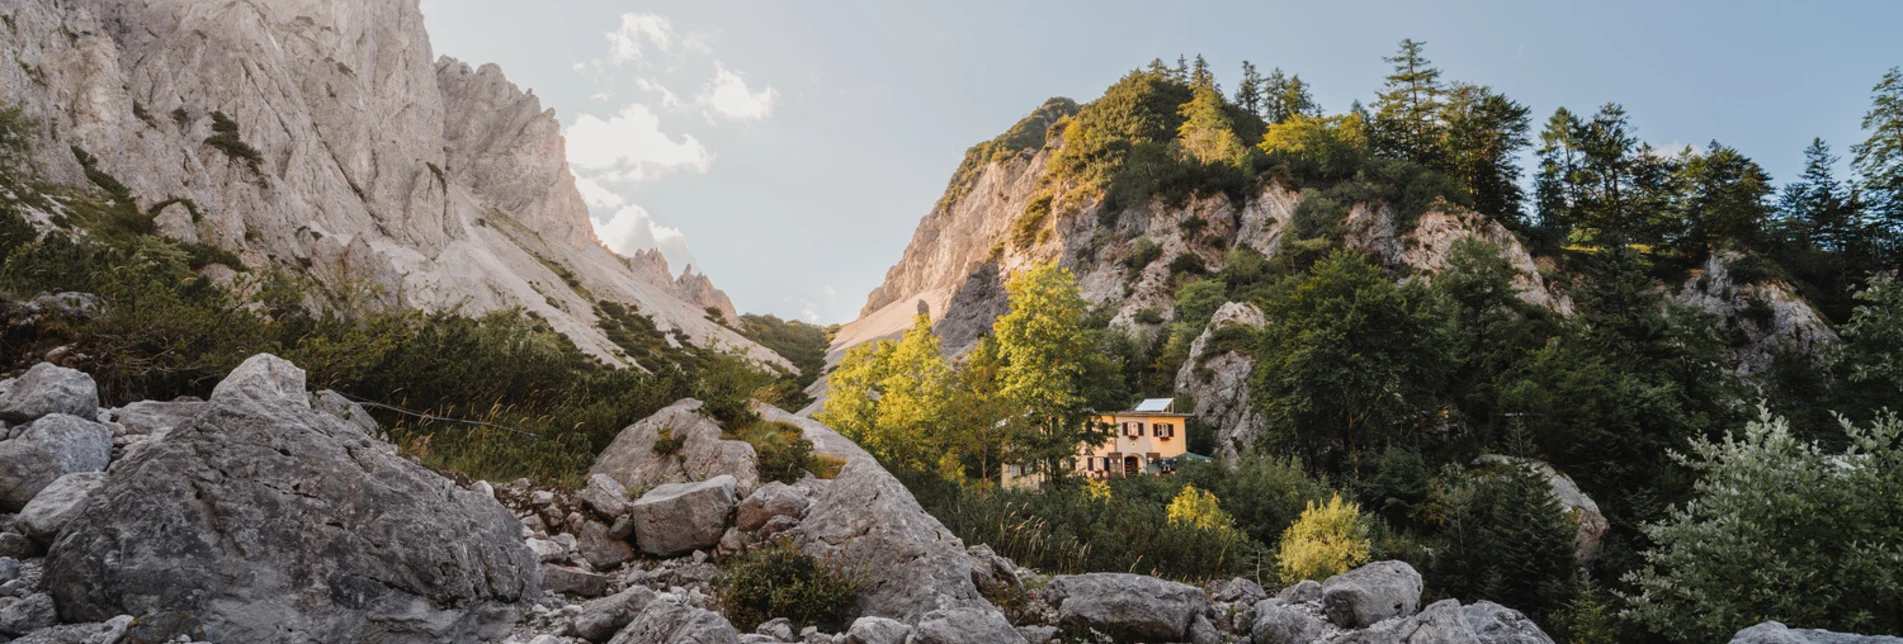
left=1135, top=422, right=1146, bottom=437
left=1157, top=423, right=1173, bottom=439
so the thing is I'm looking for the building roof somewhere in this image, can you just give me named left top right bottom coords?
left=1132, top=398, right=1175, bottom=412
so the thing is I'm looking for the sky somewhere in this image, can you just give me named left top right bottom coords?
left=418, top=0, right=1903, bottom=325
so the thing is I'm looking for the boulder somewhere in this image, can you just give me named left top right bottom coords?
left=312, top=390, right=380, bottom=438
left=1337, top=599, right=1554, bottom=644
left=5, top=614, right=134, bottom=644
left=1731, top=621, right=1903, bottom=644
left=1172, top=302, right=1269, bottom=462
left=0, top=534, right=31, bottom=559
left=1321, top=560, right=1423, bottom=628
left=756, top=515, right=800, bottom=541
left=590, top=399, right=760, bottom=496
left=792, top=457, right=990, bottom=622
left=0, top=593, right=58, bottom=637
left=0, top=364, right=98, bottom=424
left=629, top=476, right=738, bottom=558
left=0, top=414, right=112, bottom=511
left=606, top=596, right=741, bottom=644
left=109, top=400, right=207, bottom=437
left=1277, top=580, right=1323, bottom=604
left=543, top=564, right=610, bottom=598
left=15, top=472, right=105, bottom=544
left=735, top=481, right=812, bottom=532
left=575, top=520, right=634, bottom=569
left=843, top=616, right=912, bottom=644
left=1460, top=601, right=1558, bottom=643
left=967, top=544, right=1022, bottom=596
left=908, top=607, right=1025, bottom=644
left=579, top=473, right=633, bottom=520
left=43, top=354, right=540, bottom=643
left=1251, top=599, right=1328, bottom=644
left=1043, top=572, right=1209, bottom=641
left=1213, top=577, right=1269, bottom=606
left=573, top=586, right=658, bottom=642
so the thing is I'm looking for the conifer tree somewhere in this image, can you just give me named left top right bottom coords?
left=1174, top=54, right=1190, bottom=84
left=1675, top=142, right=1775, bottom=255
left=1190, top=54, right=1216, bottom=93
left=1781, top=138, right=1860, bottom=251
left=1853, top=67, right=1903, bottom=267
left=1441, top=83, right=1532, bottom=222
left=1262, top=68, right=1320, bottom=125
left=1235, top=61, right=1264, bottom=116
left=1372, top=39, right=1446, bottom=164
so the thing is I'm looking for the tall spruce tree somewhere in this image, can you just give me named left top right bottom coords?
left=1235, top=61, right=1265, bottom=116
left=1372, top=39, right=1446, bottom=165
left=1853, top=67, right=1903, bottom=268
left=1190, top=54, right=1216, bottom=93
left=1441, top=83, right=1532, bottom=223
left=1675, top=142, right=1775, bottom=256
left=1781, top=138, right=1860, bottom=251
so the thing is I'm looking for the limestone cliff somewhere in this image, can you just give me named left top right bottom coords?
left=0, top=0, right=779, bottom=369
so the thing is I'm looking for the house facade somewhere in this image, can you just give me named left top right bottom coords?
left=1001, top=398, right=1193, bottom=488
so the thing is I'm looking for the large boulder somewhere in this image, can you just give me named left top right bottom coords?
left=1251, top=599, right=1327, bottom=644
left=15, top=471, right=106, bottom=544
left=606, top=596, right=741, bottom=644
left=0, top=364, right=98, bottom=424
left=574, top=586, right=658, bottom=642
left=43, top=354, right=540, bottom=643
left=1475, top=455, right=1609, bottom=561
left=579, top=473, right=633, bottom=520
left=1336, top=599, right=1554, bottom=644
left=908, top=607, right=1025, bottom=644
left=1043, top=572, right=1210, bottom=642
left=0, top=414, right=112, bottom=511
left=792, top=457, right=991, bottom=622
left=1731, top=622, right=1903, bottom=643
left=628, top=475, right=738, bottom=557
left=735, top=481, right=812, bottom=533
left=590, top=399, right=760, bottom=496
left=1322, top=560, right=1423, bottom=629
left=109, top=400, right=207, bottom=436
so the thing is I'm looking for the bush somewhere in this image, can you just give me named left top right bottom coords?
left=1276, top=494, right=1370, bottom=584
left=714, top=539, right=859, bottom=633
left=652, top=429, right=685, bottom=457
left=1124, top=237, right=1163, bottom=275
left=204, top=111, right=265, bottom=176
left=1425, top=462, right=1578, bottom=623
left=727, top=420, right=821, bottom=484
left=1012, top=195, right=1053, bottom=249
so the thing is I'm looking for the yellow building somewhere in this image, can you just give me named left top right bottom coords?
left=1001, top=398, right=1194, bottom=488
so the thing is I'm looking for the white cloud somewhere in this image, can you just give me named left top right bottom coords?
left=800, top=302, right=820, bottom=323
left=573, top=175, right=626, bottom=210
left=565, top=104, right=711, bottom=181
left=593, top=205, right=696, bottom=275
left=606, top=13, right=672, bottom=66
left=636, top=78, right=685, bottom=109
left=697, top=62, right=777, bottom=120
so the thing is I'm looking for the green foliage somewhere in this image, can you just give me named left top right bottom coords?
left=1124, top=237, right=1162, bottom=276
left=1276, top=494, right=1371, bottom=583
left=1426, top=462, right=1580, bottom=623
left=1175, top=455, right=1335, bottom=545
left=652, top=428, right=685, bottom=457
left=1165, top=485, right=1242, bottom=538
left=726, top=421, right=820, bottom=484
left=993, top=264, right=1100, bottom=476
left=1011, top=194, right=1053, bottom=249
left=939, top=98, right=1079, bottom=212
left=738, top=313, right=830, bottom=409
left=204, top=111, right=265, bottom=176
left=714, top=539, right=860, bottom=633
left=1622, top=408, right=1903, bottom=641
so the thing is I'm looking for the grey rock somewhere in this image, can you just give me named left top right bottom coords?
left=1277, top=580, right=1323, bottom=604
left=1334, top=599, right=1556, bottom=644
left=629, top=475, right=737, bottom=558
left=1676, top=252, right=1838, bottom=376
left=1321, top=560, right=1423, bottom=629
left=0, top=593, right=57, bottom=636
left=1188, top=613, right=1221, bottom=644
left=1043, top=572, right=1209, bottom=642
left=736, top=481, right=812, bottom=533
left=312, top=390, right=381, bottom=438
left=16, top=472, right=105, bottom=544
left=793, top=457, right=990, bottom=622
left=967, top=544, right=1022, bottom=597
left=842, top=616, right=911, bottom=644
left=543, top=564, right=610, bottom=598
left=738, top=635, right=779, bottom=644
left=591, top=400, right=760, bottom=496
left=1730, top=621, right=1903, bottom=644
left=908, top=607, right=1025, bottom=644
left=0, top=414, right=112, bottom=511
left=208, top=354, right=309, bottom=406
left=44, top=356, right=539, bottom=643
left=755, top=617, right=795, bottom=641
left=0, top=364, right=98, bottom=425
left=575, top=520, right=634, bottom=569
left=573, top=586, right=657, bottom=642
left=756, top=514, right=800, bottom=541
left=108, top=400, right=207, bottom=437
left=609, top=513, right=638, bottom=541
left=1251, top=599, right=1327, bottom=644
left=606, top=597, right=741, bottom=644
left=0, top=558, right=16, bottom=584
left=1016, top=625, right=1059, bottom=644
left=0, top=534, right=31, bottom=559
left=1174, top=302, right=1269, bottom=462
left=1461, top=601, right=1557, bottom=644
left=528, top=537, right=570, bottom=563
left=5, top=613, right=134, bottom=644
left=27, top=293, right=104, bottom=320
left=580, top=473, right=633, bottom=520
left=1213, top=577, right=1269, bottom=605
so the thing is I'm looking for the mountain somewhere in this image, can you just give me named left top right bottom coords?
left=0, top=0, right=777, bottom=369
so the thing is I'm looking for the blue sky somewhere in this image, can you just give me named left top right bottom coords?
left=419, top=0, right=1902, bottom=324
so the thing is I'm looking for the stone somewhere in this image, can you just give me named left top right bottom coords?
left=606, top=596, right=741, bottom=644
left=0, top=593, right=57, bottom=636
left=5, top=613, right=134, bottom=644
left=575, top=520, right=634, bottom=570
left=755, top=617, right=795, bottom=641
left=609, top=514, right=637, bottom=541
left=0, top=414, right=113, bottom=511
left=579, top=473, right=632, bottom=520
left=532, top=490, right=557, bottom=506
left=472, top=480, right=496, bottom=499
left=967, top=544, right=1021, bottom=596
left=543, top=565, right=610, bottom=598
left=1187, top=613, right=1221, bottom=644
left=1251, top=599, right=1327, bottom=644
left=1337, top=598, right=1555, bottom=644
left=756, top=515, right=799, bottom=541
left=526, top=538, right=568, bottom=563
left=43, top=355, right=539, bottom=643
left=736, top=481, right=812, bottom=533
left=1460, top=601, right=1558, bottom=644
left=591, top=400, right=761, bottom=496
left=908, top=607, right=1024, bottom=644
left=1017, top=625, right=1059, bottom=644
left=629, top=476, right=738, bottom=558
left=27, top=293, right=104, bottom=320
left=0, top=364, right=98, bottom=425
left=312, top=390, right=381, bottom=438
left=108, top=400, right=207, bottom=436
left=1213, top=577, right=1269, bottom=605
left=1730, top=621, right=1903, bottom=644
left=0, top=558, right=17, bottom=584
left=1043, top=572, right=1209, bottom=642
left=0, top=534, right=31, bottom=559
left=793, top=457, right=991, bottom=622
left=16, top=472, right=105, bottom=544
left=1321, top=560, right=1423, bottom=629
left=573, top=586, right=657, bottom=643
left=842, top=616, right=911, bottom=644
left=1276, top=580, right=1322, bottom=604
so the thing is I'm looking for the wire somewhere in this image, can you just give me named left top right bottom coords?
left=333, top=392, right=543, bottom=439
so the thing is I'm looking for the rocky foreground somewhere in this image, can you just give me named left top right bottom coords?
left=0, top=356, right=1891, bottom=643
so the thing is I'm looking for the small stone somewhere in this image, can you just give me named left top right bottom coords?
left=0, top=593, right=57, bottom=636
left=578, top=473, right=631, bottom=520
left=471, top=480, right=495, bottom=499
left=0, top=534, right=32, bottom=559
left=572, top=585, right=656, bottom=642
left=575, top=521, right=633, bottom=570
left=531, top=490, right=556, bottom=506
left=1276, top=579, right=1322, bottom=604
left=756, top=616, right=795, bottom=641
left=844, top=616, right=911, bottom=644
left=542, top=564, right=610, bottom=598
left=608, top=514, right=636, bottom=541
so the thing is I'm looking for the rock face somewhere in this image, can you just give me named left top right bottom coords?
left=108, top=400, right=207, bottom=436
left=0, top=364, right=98, bottom=425
left=0, top=0, right=783, bottom=370
left=1475, top=455, right=1610, bottom=562
left=1730, top=621, right=1903, bottom=644
left=1321, top=560, right=1424, bottom=629
left=591, top=399, right=760, bottom=496
left=0, top=414, right=113, bottom=511
left=1043, top=572, right=1210, bottom=641
left=1675, top=252, right=1838, bottom=376
left=628, top=475, right=738, bottom=558
left=793, top=457, right=992, bottom=623
left=1174, top=302, right=1268, bottom=461
left=43, top=354, right=539, bottom=643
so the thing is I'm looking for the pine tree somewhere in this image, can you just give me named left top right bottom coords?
left=1853, top=67, right=1903, bottom=268
left=1174, top=55, right=1190, bottom=84
left=1147, top=57, right=1171, bottom=77
left=1178, top=86, right=1245, bottom=165
left=1675, top=142, right=1775, bottom=256
left=1781, top=138, right=1859, bottom=251
left=1441, top=83, right=1532, bottom=223
left=1535, top=107, right=1586, bottom=241
left=1235, top=61, right=1265, bottom=117
left=1190, top=54, right=1216, bottom=93
left=1372, top=39, right=1446, bottom=164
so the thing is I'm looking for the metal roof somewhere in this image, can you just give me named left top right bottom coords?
left=1132, top=398, right=1175, bottom=412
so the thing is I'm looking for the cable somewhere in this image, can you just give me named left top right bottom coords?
left=333, top=392, right=544, bottom=439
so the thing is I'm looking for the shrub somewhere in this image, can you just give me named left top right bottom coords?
left=727, top=420, right=820, bottom=484
left=1166, top=485, right=1242, bottom=538
left=1124, top=238, right=1162, bottom=275
left=652, top=428, right=685, bottom=457
left=1276, top=494, right=1370, bottom=584
left=714, top=539, right=859, bottom=633
left=205, top=110, right=265, bottom=176
left=1012, top=195, right=1054, bottom=249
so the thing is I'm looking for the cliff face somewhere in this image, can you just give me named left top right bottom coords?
left=0, top=0, right=779, bottom=369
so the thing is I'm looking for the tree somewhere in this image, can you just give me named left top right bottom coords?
left=1536, top=104, right=1677, bottom=247
left=1853, top=67, right=1903, bottom=268
left=1622, top=408, right=1903, bottom=641
left=1166, top=485, right=1243, bottom=539
left=1779, top=138, right=1860, bottom=252
left=1174, top=55, right=1190, bottom=84
left=871, top=313, right=957, bottom=470
left=1261, top=68, right=1320, bottom=125
left=1177, top=87, right=1246, bottom=166
left=1259, top=113, right=1369, bottom=182
left=816, top=339, right=893, bottom=450
left=1441, top=83, right=1533, bottom=223
left=1276, top=494, right=1371, bottom=583
left=1835, top=275, right=1903, bottom=415
left=1428, top=462, right=1579, bottom=623
left=1674, top=142, right=1775, bottom=256
left=1534, top=107, right=1586, bottom=241
left=1235, top=61, right=1265, bottom=116
left=1190, top=54, right=1216, bottom=93
left=994, top=263, right=1102, bottom=478
left=1435, top=239, right=1550, bottom=441
left=1371, top=39, right=1446, bottom=165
